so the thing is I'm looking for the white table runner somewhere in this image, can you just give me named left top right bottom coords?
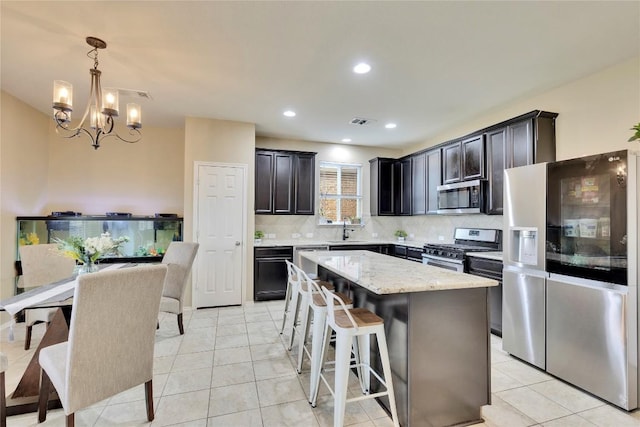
left=1, top=263, right=126, bottom=316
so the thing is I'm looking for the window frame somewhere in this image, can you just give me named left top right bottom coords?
left=318, top=161, right=363, bottom=225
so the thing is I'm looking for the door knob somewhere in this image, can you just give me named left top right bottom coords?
left=235, top=241, right=241, bottom=246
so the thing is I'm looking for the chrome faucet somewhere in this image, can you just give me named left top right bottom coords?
left=342, top=219, right=354, bottom=241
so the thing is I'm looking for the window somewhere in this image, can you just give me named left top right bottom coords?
left=318, top=162, right=362, bottom=224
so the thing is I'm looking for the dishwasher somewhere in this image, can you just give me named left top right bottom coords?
left=293, top=245, right=329, bottom=277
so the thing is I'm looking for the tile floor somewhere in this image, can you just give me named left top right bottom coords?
left=1, top=300, right=639, bottom=426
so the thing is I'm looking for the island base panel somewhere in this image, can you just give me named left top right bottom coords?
left=319, top=266, right=490, bottom=427
left=408, top=288, right=490, bottom=427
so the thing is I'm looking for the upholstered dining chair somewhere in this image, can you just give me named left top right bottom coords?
left=18, top=244, right=76, bottom=350
left=37, top=264, right=168, bottom=426
left=159, top=242, right=199, bottom=335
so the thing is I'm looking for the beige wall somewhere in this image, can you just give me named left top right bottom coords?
left=0, top=92, right=50, bottom=314
left=404, top=57, right=640, bottom=160
left=184, top=117, right=256, bottom=303
left=46, top=124, right=184, bottom=215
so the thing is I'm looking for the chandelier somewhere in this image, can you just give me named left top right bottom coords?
left=52, top=36, right=142, bottom=150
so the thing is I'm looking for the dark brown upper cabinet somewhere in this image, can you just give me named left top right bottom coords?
left=443, top=136, right=485, bottom=184
left=485, top=112, right=557, bottom=215
left=462, top=134, right=485, bottom=180
left=426, top=148, right=441, bottom=214
left=293, top=153, right=315, bottom=214
left=368, top=110, right=556, bottom=217
left=255, top=151, right=275, bottom=214
left=411, top=152, right=426, bottom=215
left=442, top=141, right=462, bottom=184
left=397, top=157, right=412, bottom=216
left=255, top=149, right=316, bottom=215
left=370, top=157, right=396, bottom=216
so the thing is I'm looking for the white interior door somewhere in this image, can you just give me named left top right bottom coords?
left=193, top=163, right=245, bottom=308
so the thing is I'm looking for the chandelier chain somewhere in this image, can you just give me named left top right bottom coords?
left=86, top=47, right=100, bottom=70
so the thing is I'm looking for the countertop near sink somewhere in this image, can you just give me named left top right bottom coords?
left=467, top=251, right=503, bottom=262
left=253, top=239, right=425, bottom=249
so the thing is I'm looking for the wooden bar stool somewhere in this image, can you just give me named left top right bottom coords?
left=287, top=264, right=334, bottom=351
left=279, top=260, right=300, bottom=340
left=312, top=286, right=400, bottom=427
left=295, top=270, right=356, bottom=400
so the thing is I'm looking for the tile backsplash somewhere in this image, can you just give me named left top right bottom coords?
left=255, top=214, right=503, bottom=244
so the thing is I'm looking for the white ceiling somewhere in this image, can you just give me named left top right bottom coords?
left=2, top=1, right=639, bottom=149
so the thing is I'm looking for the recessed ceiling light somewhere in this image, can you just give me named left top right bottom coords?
left=385, top=123, right=397, bottom=129
left=353, top=62, right=371, bottom=74
left=283, top=110, right=296, bottom=117
left=342, top=138, right=352, bottom=143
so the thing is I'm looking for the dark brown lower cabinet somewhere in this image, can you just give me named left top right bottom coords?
left=254, top=246, right=293, bottom=301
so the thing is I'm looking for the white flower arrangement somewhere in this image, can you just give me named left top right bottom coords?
left=55, top=232, right=129, bottom=264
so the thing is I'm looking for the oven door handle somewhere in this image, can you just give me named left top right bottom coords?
left=421, top=254, right=464, bottom=265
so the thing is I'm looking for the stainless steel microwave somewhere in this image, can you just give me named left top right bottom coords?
left=436, top=179, right=485, bottom=214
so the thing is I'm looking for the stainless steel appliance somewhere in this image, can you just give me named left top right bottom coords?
left=294, top=245, right=329, bottom=275
left=502, top=162, right=548, bottom=370
left=436, top=179, right=485, bottom=214
left=545, top=149, right=637, bottom=410
left=422, top=228, right=501, bottom=272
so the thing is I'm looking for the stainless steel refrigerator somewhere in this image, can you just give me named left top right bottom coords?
left=502, top=162, right=548, bottom=370
left=545, top=149, right=637, bottom=410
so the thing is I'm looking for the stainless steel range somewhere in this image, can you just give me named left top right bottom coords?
left=422, top=228, right=502, bottom=272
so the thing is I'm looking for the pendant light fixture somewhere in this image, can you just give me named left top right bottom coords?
left=52, top=36, right=142, bottom=150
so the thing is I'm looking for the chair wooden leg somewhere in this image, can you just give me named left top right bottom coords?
left=38, top=369, right=51, bottom=423
left=25, top=325, right=33, bottom=350
left=0, top=372, right=6, bottom=427
left=145, top=380, right=154, bottom=421
left=177, top=313, right=184, bottom=335
left=66, top=413, right=75, bottom=427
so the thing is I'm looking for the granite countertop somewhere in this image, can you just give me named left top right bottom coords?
left=300, top=250, right=497, bottom=295
left=466, top=251, right=503, bottom=262
left=254, top=239, right=425, bottom=249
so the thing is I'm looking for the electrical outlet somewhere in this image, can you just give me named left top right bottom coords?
left=267, top=233, right=276, bottom=239
left=438, top=235, right=444, bottom=241
left=409, top=233, right=415, bottom=239
left=305, top=233, right=314, bottom=238
left=292, top=233, right=301, bottom=239
left=372, top=232, right=378, bottom=238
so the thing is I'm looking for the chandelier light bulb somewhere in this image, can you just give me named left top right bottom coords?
left=127, top=103, right=142, bottom=129
left=53, top=80, right=73, bottom=111
left=102, top=89, right=119, bottom=116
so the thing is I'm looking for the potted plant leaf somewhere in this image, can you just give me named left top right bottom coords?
left=394, top=229, right=408, bottom=242
left=254, top=230, right=264, bottom=244
left=629, top=123, right=640, bottom=142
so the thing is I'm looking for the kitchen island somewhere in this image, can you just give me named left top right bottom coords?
left=300, top=250, right=497, bottom=427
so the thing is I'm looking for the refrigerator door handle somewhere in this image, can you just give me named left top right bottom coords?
left=548, top=273, right=629, bottom=293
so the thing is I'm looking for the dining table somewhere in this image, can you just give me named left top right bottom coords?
left=0, top=263, right=127, bottom=415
